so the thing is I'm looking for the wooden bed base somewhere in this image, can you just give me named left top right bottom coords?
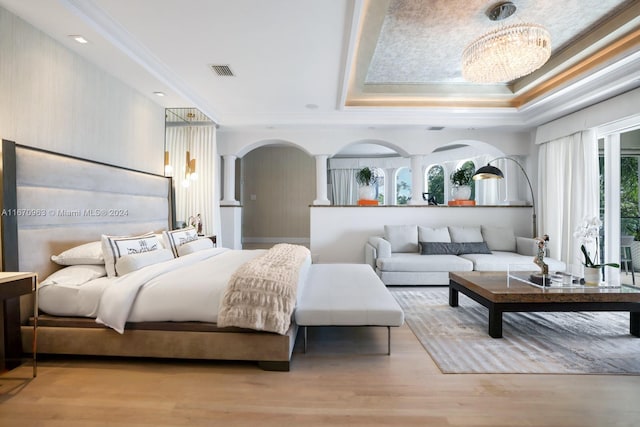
left=1, top=140, right=297, bottom=371
left=21, top=316, right=297, bottom=371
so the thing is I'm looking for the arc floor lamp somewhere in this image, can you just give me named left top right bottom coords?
left=473, top=157, right=537, bottom=237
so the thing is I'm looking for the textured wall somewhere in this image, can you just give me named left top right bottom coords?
left=242, top=146, right=314, bottom=242
left=0, top=6, right=164, bottom=174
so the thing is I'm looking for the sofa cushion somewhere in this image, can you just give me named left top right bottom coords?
left=459, top=251, right=566, bottom=272
left=448, top=226, right=483, bottom=243
left=418, top=226, right=451, bottom=243
left=420, top=242, right=492, bottom=255
left=384, top=225, right=418, bottom=253
left=482, top=226, right=516, bottom=252
left=377, top=253, right=473, bottom=272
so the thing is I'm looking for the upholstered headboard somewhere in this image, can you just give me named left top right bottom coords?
left=1, top=140, right=172, bottom=280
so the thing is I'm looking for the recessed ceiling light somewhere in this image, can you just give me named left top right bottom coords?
left=153, top=91, right=166, bottom=97
left=69, top=35, right=88, bottom=44
left=305, top=104, right=319, bottom=110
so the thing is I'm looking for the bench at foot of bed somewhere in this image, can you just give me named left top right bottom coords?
left=295, top=264, right=405, bottom=355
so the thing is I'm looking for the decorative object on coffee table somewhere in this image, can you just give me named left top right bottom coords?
left=529, top=234, right=550, bottom=285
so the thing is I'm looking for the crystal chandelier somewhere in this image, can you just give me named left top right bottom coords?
left=461, top=2, right=551, bottom=84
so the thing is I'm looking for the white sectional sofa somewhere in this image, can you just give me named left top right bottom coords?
left=365, top=225, right=565, bottom=286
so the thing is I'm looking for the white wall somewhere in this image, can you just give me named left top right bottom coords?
left=0, top=6, right=165, bottom=173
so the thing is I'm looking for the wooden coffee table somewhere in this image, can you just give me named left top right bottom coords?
left=449, top=271, right=640, bottom=338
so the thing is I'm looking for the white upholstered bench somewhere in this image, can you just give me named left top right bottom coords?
left=295, top=264, right=405, bottom=354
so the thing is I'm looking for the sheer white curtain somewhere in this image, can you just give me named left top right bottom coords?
left=165, top=125, right=220, bottom=237
left=330, top=169, right=358, bottom=205
left=538, top=129, right=599, bottom=266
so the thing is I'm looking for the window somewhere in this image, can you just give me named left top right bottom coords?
left=425, top=165, right=444, bottom=204
left=396, top=167, right=411, bottom=205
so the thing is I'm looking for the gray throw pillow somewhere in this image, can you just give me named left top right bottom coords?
left=420, top=241, right=492, bottom=255
left=457, top=242, right=492, bottom=255
left=420, top=242, right=459, bottom=255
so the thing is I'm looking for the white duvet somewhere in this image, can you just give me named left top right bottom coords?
left=40, top=248, right=312, bottom=334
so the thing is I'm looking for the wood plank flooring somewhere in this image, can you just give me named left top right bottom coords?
left=0, top=324, right=639, bottom=426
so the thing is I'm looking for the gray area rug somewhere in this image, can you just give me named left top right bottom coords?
left=392, top=287, right=640, bottom=374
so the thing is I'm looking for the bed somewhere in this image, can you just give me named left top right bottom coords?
left=0, top=140, right=304, bottom=371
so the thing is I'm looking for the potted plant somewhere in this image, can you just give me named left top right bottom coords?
left=355, top=167, right=378, bottom=200
left=575, top=217, right=619, bottom=285
left=450, top=166, right=474, bottom=200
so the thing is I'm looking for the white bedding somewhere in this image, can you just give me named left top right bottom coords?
left=39, top=247, right=310, bottom=333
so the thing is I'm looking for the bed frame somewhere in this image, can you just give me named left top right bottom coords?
left=1, top=140, right=296, bottom=371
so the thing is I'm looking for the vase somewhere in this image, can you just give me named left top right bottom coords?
left=583, top=266, right=601, bottom=286
left=451, top=185, right=471, bottom=200
left=358, top=185, right=376, bottom=201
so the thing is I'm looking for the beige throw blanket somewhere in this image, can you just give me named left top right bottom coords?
left=217, top=243, right=310, bottom=335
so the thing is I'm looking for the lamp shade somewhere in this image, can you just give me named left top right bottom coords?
left=473, top=164, right=504, bottom=180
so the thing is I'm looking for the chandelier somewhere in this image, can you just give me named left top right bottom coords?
left=461, top=2, right=551, bottom=84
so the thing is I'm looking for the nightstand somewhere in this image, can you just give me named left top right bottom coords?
left=0, top=272, right=38, bottom=377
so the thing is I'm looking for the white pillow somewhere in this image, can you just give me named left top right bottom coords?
left=154, top=234, right=166, bottom=249
left=177, top=238, right=214, bottom=257
left=115, top=249, right=174, bottom=276
left=448, top=226, right=483, bottom=243
left=51, top=241, right=104, bottom=265
left=40, top=265, right=107, bottom=287
left=384, top=225, right=418, bottom=253
left=418, top=226, right=451, bottom=243
left=101, top=232, right=160, bottom=277
left=163, top=228, right=199, bottom=257
left=482, top=226, right=516, bottom=252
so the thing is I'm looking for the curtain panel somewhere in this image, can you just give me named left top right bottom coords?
left=165, top=126, right=220, bottom=237
left=538, top=129, right=599, bottom=266
left=330, top=169, right=358, bottom=205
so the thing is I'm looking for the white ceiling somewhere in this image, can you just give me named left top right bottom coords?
left=1, top=0, right=639, bottom=132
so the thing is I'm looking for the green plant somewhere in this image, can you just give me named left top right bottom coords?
left=450, top=166, right=473, bottom=187
left=580, top=245, right=620, bottom=269
left=623, top=219, right=640, bottom=241
left=355, top=167, right=378, bottom=186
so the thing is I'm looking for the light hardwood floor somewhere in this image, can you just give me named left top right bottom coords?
left=0, top=324, right=639, bottom=427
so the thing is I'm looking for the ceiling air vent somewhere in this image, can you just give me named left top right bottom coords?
left=210, top=64, right=234, bottom=76
left=427, top=126, right=445, bottom=131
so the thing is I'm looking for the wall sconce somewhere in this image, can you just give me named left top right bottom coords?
left=189, top=158, right=197, bottom=181
left=164, top=151, right=173, bottom=176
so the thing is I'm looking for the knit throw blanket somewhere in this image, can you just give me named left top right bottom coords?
left=217, top=243, right=310, bottom=335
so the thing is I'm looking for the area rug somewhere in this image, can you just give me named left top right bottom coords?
left=392, top=287, right=640, bottom=374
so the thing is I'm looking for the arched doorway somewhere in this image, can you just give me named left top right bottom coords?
left=241, top=144, right=314, bottom=249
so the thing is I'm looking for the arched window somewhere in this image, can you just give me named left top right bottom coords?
left=425, top=165, right=444, bottom=204
left=396, top=167, right=412, bottom=205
